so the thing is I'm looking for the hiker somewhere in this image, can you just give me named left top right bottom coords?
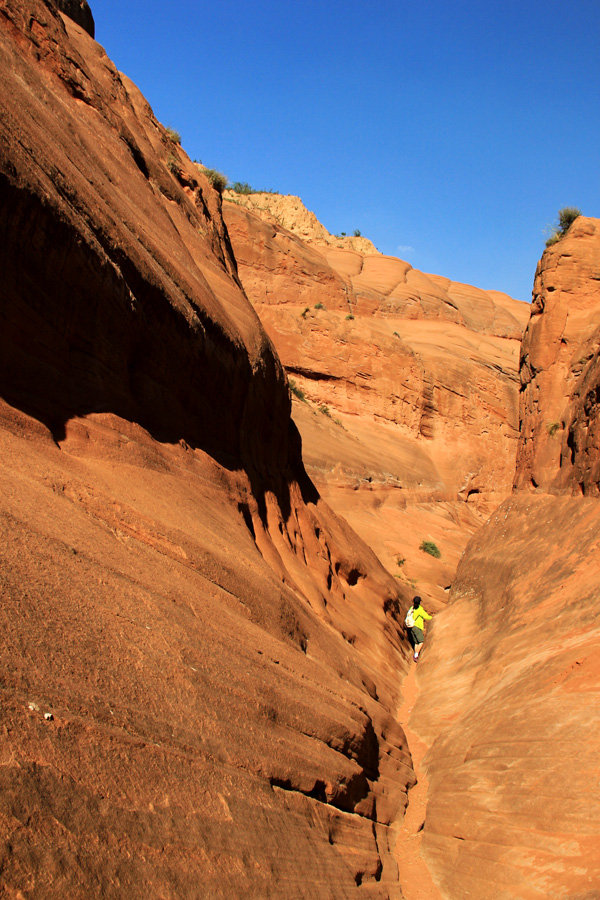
left=405, top=595, right=432, bottom=661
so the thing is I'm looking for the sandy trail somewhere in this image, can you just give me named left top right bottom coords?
left=394, top=661, right=442, bottom=899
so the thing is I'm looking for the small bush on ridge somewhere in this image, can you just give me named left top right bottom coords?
left=545, top=206, right=581, bottom=247
left=558, top=207, right=581, bottom=232
left=202, top=167, right=228, bottom=193
left=231, top=182, right=254, bottom=194
left=165, top=127, right=181, bottom=145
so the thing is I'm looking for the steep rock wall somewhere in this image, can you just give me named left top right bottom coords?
left=412, top=220, right=600, bottom=897
left=0, top=3, right=415, bottom=895
left=224, top=199, right=529, bottom=603
left=516, top=216, right=600, bottom=494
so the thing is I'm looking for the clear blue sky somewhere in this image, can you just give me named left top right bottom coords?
left=93, top=0, right=599, bottom=302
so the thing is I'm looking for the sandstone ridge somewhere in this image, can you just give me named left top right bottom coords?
left=0, top=3, right=416, bottom=894
left=412, top=218, right=600, bottom=898
left=223, top=194, right=530, bottom=603
left=224, top=189, right=380, bottom=254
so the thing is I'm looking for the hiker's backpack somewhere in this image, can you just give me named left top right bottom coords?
left=404, top=607, right=414, bottom=628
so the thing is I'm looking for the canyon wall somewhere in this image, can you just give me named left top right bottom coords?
left=0, top=3, right=416, bottom=894
left=412, top=218, right=600, bottom=898
left=516, top=216, right=600, bottom=494
left=223, top=195, right=529, bottom=604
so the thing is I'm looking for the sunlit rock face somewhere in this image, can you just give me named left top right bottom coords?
left=411, top=218, right=600, bottom=899
left=516, top=215, right=600, bottom=495
left=223, top=195, right=529, bottom=605
left=0, top=2, right=417, bottom=895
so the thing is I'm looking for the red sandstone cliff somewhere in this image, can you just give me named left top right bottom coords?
left=0, top=2, right=415, bottom=894
left=4, top=3, right=595, bottom=898
left=411, top=218, right=600, bottom=898
left=223, top=196, right=529, bottom=604
left=516, top=215, right=600, bottom=494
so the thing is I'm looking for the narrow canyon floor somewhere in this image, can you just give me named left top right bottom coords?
left=394, top=660, right=441, bottom=899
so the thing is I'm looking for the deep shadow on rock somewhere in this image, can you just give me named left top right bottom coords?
left=53, top=0, right=95, bottom=37
left=0, top=2, right=416, bottom=896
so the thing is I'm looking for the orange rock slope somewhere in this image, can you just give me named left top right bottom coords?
left=411, top=217, right=600, bottom=898
left=223, top=194, right=530, bottom=604
left=0, top=2, right=417, bottom=895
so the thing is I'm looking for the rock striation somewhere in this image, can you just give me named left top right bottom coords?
left=0, top=2, right=415, bottom=895
left=412, top=218, right=600, bottom=898
left=223, top=197, right=529, bottom=603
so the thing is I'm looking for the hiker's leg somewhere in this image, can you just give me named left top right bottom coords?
left=411, top=627, right=424, bottom=659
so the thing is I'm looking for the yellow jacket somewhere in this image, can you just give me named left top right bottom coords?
left=413, top=606, right=432, bottom=630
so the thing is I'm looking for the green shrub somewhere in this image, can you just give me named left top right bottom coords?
left=345, top=313, right=354, bottom=320
left=314, top=302, right=325, bottom=310
left=545, top=232, right=561, bottom=248
left=288, top=378, right=307, bottom=402
left=319, top=405, right=331, bottom=417
left=353, top=229, right=362, bottom=237
left=231, top=181, right=254, bottom=194
left=547, top=421, right=561, bottom=436
left=301, top=307, right=310, bottom=318
left=420, top=540, right=441, bottom=558
left=202, top=167, right=228, bottom=193
left=396, top=557, right=405, bottom=568
left=558, top=207, right=581, bottom=232
left=545, top=206, right=581, bottom=247
left=167, top=155, right=180, bottom=175
left=165, top=127, right=181, bottom=145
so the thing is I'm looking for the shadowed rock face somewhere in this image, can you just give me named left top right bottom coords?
left=223, top=198, right=529, bottom=603
left=53, top=0, right=94, bottom=37
left=412, top=220, right=600, bottom=898
left=0, top=2, right=415, bottom=895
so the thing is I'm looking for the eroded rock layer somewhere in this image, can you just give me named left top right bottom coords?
left=0, top=3, right=414, bottom=894
left=413, top=219, right=600, bottom=898
left=223, top=197, right=529, bottom=603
